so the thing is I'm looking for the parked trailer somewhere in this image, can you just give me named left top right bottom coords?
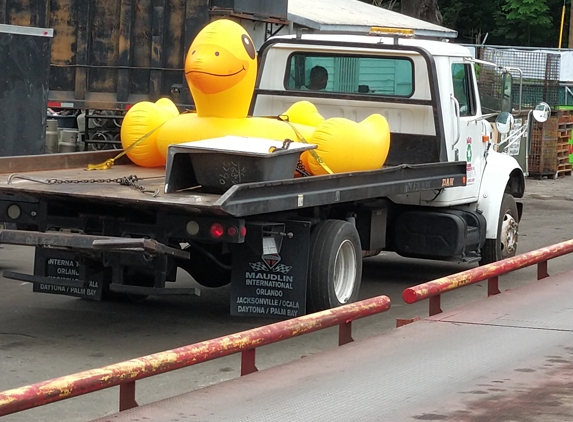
left=0, top=0, right=286, bottom=111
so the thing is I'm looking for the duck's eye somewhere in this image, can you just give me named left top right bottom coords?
left=242, top=34, right=255, bottom=60
left=215, top=51, right=219, bottom=56
left=192, top=50, right=196, bottom=55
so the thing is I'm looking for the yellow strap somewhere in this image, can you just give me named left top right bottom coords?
left=87, top=120, right=168, bottom=170
left=277, top=115, right=333, bottom=175
left=87, top=158, right=116, bottom=171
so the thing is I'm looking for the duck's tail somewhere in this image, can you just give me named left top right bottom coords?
left=120, top=98, right=180, bottom=167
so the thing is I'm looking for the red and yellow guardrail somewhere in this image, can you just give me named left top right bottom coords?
left=0, top=295, right=391, bottom=416
left=403, top=239, right=573, bottom=316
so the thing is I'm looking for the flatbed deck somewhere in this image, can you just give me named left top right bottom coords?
left=0, top=150, right=467, bottom=217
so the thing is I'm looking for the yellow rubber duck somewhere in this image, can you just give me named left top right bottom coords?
left=121, top=19, right=390, bottom=175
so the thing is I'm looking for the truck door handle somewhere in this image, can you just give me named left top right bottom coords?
left=451, top=94, right=461, bottom=153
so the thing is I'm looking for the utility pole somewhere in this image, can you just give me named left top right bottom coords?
left=569, top=2, right=573, bottom=48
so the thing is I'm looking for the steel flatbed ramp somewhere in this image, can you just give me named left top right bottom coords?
left=0, top=150, right=467, bottom=217
left=92, top=271, right=573, bottom=422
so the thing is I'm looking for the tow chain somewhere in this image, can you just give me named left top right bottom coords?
left=8, top=174, right=159, bottom=196
left=296, top=159, right=311, bottom=177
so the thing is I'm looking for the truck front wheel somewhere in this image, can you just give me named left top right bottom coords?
left=480, top=193, right=519, bottom=265
left=307, top=220, right=362, bottom=313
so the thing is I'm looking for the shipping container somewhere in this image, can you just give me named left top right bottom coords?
left=0, top=0, right=219, bottom=110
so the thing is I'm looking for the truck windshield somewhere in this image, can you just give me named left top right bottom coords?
left=285, top=53, right=414, bottom=96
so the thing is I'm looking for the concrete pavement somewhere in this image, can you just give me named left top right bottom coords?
left=525, top=176, right=572, bottom=201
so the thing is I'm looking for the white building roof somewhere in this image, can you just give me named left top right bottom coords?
left=288, top=0, right=457, bottom=39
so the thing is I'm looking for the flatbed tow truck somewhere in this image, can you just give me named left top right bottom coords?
left=0, top=149, right=465, bottom=317
left=0, top=27, right=530, bottom=316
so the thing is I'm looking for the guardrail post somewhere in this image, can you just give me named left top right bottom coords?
left=241, top=349, right=258, bottom=376
left=487, top=276, right=500, bottom=296
left=537, top=260, right=549, bottom=280
left=119, top=381, right=138, bottom=411
left=429, top=295, right=442, bottom=316
left=338, top=321, right=353, bottom=346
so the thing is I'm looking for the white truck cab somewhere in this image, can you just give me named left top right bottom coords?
left=253, top=29, right=525, bottom=264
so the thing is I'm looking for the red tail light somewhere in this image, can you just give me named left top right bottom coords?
left=210, top=223, right=225, bottom=238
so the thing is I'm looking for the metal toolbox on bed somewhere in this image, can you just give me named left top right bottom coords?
left=164, top=136, right=316, bottom=193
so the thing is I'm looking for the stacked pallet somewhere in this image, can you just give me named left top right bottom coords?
left=556, top=109, right=573, bottom=176
left=529, top=109, right=573, bottom=178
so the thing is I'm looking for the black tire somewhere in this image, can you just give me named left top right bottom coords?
left=480, top=193, right=519, bottom=265
left=307, top=220, right=362, bottom=313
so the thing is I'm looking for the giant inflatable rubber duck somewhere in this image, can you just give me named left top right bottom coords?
left=121, top=19, right=391, bottom=176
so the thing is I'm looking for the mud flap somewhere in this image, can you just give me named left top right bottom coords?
left=32, top=249, right=107, bottom=300
left=230, top=220, right=311, bottom=318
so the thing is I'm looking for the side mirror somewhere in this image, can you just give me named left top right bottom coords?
left=495, top=111, right=514, bottom=134
left=532, top=102, right=551, bottom=123
left=500, top=72, right=513, bottom=113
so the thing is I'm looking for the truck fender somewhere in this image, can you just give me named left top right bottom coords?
left=478, top=151, right=525, bottom=239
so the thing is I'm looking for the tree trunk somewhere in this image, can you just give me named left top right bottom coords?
left=401, top=0, right=443, bottom=26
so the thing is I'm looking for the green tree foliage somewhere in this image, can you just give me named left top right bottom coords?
left=360, top=0, right=570, bottom=47
left=440, top=0, right=499, bottom=44
left=442, top=0, right=570, bottom=47
left=493, top=0, right=553, bottom=46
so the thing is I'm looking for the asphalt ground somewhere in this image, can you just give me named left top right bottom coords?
left=525, top=175, right=572, bottom=201
left=0, top=174, right=571, bottom=421
left=91, top=270, right=573, bottom=422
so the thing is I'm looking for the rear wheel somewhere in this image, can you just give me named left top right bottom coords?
left=307, top=220, right=362, bottom=313
left=480, top=193, right=519, bottom=265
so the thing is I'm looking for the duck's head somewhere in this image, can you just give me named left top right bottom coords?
left=185, top=19, right=257, bottom=118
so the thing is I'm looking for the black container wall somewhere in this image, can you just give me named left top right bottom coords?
left=0, top=0, right=211, bottom=110
left=210, top=0, right=287, bottom=19
left=0, top=25, right=52, bottom=156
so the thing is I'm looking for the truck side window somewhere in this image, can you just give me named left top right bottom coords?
left=451, top=63, right=476, bottom=116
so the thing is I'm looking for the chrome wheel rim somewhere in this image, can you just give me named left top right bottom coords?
left=500, top=212, right=518, bottom=258
left=333, top=239, right=357, bottom=303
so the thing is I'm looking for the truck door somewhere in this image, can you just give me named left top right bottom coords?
left=450, top=61, right=485, bottom=201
